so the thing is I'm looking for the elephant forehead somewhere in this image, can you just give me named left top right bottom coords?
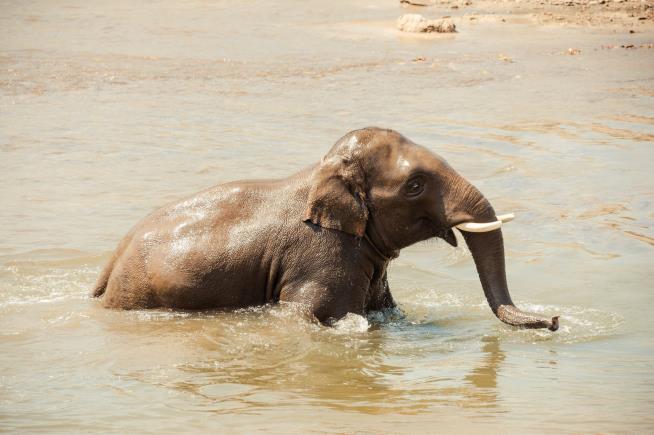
left=396, top=155, right=412, bottom=170
left=363, top=152, right=412, bottom=189
left=399, top=144, right=448, bottom=172
left=343, top=134, right=360, bottom=153
left=371, top=143, right=440, bottom=174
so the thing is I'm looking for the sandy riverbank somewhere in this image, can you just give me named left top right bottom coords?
left=400, top=0, right=653, bottom=29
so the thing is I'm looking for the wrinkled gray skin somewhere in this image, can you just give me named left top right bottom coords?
left=93, top=127, right=558, bottom=331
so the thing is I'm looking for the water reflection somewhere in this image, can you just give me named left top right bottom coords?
left=110, top=309, right=511, bottom=415
left=464, top=335, right=505, bottom=407
left=176, top=320, right=419, bottom=414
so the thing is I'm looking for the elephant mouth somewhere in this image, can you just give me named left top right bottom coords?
left=437, top=227, right=458, bottom=247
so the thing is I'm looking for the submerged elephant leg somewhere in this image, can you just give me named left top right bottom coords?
left=366, top=270, right=396, bottom=312
left=279, top=278, right=370, bottom=325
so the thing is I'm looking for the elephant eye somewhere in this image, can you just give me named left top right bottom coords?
left=405, top=177, right=424, bottom=197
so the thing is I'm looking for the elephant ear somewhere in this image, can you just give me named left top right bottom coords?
left=303, top=155, right=368, bottom=237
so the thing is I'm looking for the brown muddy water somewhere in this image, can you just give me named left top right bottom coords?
left=1, top=0, right=653, bottom=432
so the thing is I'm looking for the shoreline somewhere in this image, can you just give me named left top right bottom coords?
left=399, top=0, right=654, bottom=30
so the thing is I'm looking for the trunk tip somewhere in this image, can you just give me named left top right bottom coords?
left=548, top=316, right=560, bottom=332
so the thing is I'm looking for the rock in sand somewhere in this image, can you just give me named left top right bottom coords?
left=397, top=14, right=456, bottom=33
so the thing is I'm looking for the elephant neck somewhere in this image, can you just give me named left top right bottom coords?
left=364, top=227, right=399, bottom=262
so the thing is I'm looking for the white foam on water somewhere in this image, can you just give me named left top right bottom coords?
left=332, top=312, right=370, bottom=334
left=498, top=302, right=625, bottom=343
left=131, top=310, right=194, bottom=321
left=391, top=287, right=624, bottom=344
left=0, top=264, right=97, bottom=308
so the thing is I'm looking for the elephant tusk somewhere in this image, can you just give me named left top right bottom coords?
left=456, top=220, right=502, bottom=232
left=455, top=213, right=515, bottom=233
left=497, top=213, right=515, bottom=223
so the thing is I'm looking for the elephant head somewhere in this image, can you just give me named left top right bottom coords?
left=304, top=127, right=558, bottom=331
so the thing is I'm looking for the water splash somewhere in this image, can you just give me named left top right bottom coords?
left=332, top=312, right=370, bottom=333
left=499, top=302, right=625, bottom=344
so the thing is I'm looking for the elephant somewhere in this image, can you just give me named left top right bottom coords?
left=91, top=127, right=559, bottom=331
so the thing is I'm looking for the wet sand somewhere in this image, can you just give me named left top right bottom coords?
left=1, top=0, right=653, bottom=433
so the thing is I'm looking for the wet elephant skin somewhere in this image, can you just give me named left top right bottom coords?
left=92, top=127, right=557, bottom=330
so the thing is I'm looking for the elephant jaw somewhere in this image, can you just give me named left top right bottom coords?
left=455, top=213, right=514, bottom=233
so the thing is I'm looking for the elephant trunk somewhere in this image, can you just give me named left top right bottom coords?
left=446, top=182, right=559, bottom=331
